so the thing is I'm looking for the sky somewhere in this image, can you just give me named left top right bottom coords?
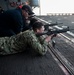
left=33, top=0, right=74, bottom=15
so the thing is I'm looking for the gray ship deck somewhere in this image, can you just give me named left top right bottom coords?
left=0, top=50, right=65, bottom=75
left=54, top=34, right=74, bottom=69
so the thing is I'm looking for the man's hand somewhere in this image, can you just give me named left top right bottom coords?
left=51, top=34, right=57, bottom=39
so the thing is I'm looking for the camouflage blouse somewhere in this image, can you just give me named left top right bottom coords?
left=0, top=30, right=48, bottom=55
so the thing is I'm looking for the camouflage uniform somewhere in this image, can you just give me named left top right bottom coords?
left=0, top=30, right=48, bottom=55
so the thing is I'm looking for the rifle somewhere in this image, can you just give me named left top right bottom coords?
left=36, top=26, right=69, bottom=37
left=44, top=22, right=63, bottom=30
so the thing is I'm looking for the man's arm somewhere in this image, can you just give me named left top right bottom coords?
left=28, top=33, right=49, bottom=55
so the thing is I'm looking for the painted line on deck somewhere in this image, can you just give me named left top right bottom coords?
left=36, top=17, right=51, bottom=24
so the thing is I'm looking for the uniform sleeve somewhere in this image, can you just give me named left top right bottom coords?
left=12, top=11, right=23, bottom=33
left=28, top=33, right=48, bottom=55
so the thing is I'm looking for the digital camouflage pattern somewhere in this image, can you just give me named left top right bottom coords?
left=0, top=30, right=48, bottom=55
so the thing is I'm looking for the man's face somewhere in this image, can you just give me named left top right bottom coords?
left=37, top=26, right=45, bottom=33
left=22, top=10, right=29, bottom=19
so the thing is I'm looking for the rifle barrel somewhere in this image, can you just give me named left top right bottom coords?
left=44, top=22, right=63, bottom=26
left=36, top=28, right=69, bottom=36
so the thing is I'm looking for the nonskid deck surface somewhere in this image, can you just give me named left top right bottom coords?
left=0, top=50, right=65, bottom=75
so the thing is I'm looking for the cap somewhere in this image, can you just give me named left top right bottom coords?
left=22, top=5, right=34, bottom=15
